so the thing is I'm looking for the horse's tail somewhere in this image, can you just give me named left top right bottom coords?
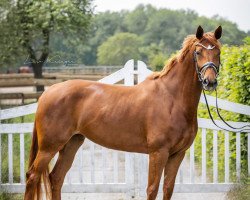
left=28, top=120, right=52, bottom=200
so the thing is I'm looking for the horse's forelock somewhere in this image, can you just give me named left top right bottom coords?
left=201, top=32, right=221, bottom=49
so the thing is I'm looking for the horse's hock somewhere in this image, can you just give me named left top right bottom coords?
left=0, top=60, right=249, bottom=198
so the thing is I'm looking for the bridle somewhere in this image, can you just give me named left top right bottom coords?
left=193, top=43, right=220, bottom=84
left=193, top=43, right=250, bottom=132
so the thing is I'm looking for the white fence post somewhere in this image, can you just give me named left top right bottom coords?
left=8, top=133, right=13, bottom=184
left=190, top=142, right=195, bottom=183
left=137, top=60, right=152, bottom=83
left=202, top=129, right=207, bottom=183
left=236, top=132, right=241, bottom=181
left=213, top=130, right=218, bottom=183
left=138, top=154, right=148, bottom=197
left=20, top=133, right=25, bottom=184
left=0, top=133, right=1, bottom=184
left=125, top=153, right=135, bottom=198
left=124, top=59, right=134, bottom=86
left=90, top=142, right=95, bottom=183
left=224, top=131, right=230, bottom=183
left=0, top=108, right=1, bottom=183
left=248, top=133, right=250, bottom=177
left=113, top=151, right=118, bottom=183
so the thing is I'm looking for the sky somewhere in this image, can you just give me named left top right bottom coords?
left=94, top=0, right=250, bottom=32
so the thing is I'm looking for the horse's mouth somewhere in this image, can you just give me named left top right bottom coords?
left=203, top=85, right=217, bottom=91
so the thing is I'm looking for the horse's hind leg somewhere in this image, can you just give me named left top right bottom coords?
left=49, top=134, right=85, bottom=200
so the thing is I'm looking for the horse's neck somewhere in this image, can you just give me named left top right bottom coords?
left=160, top=54, right=202, bottom=117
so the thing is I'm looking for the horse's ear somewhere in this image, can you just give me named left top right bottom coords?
left=214, top=26, right=222, bottom=40
left=196, top=26, right=204, bottom=40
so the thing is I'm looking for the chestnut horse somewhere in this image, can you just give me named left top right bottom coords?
left=24, top=26, right=222, bottom=200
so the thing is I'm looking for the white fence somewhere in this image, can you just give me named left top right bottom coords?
left=0, top=60, right=250, bottom=196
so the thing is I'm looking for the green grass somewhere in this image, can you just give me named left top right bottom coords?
left=0, top=192, right=23, bottom=200
left=226, top=177, right=250, bottom=200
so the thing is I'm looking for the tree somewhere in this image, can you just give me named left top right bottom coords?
left=124, top=4, right=155, bottom=35
left=97, top=32, right=142, bottom=65
left=143, top=9, right=199, bottom=52
left=139, top=42, right=168, bottom=71
left=94, top=5, right=248, bottom=63
left=194, top=15, right=247, bottom=46
left=0, top=0, right=93, bottom=91
left=81, top=11, right=127, bottom=65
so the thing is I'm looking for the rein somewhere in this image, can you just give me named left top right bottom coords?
left=202, top=90, right=250, bottom=132
left=194, top=43, right=250, bottom=132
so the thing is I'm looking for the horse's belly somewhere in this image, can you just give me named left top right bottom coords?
left=80, top=128, right=148, bottom=154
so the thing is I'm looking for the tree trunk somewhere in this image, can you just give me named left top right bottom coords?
left=32, top=63, right=44, bottom=92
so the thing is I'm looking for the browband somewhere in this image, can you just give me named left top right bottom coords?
left=196, top=43, right=215, bottom=50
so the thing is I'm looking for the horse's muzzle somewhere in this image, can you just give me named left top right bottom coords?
left=202, top=78, right=218, bottom=91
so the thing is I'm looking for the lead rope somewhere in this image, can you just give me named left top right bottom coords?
left=203, top=90, right=250, bottom=132
left=215, top=89, right=250, bottom=130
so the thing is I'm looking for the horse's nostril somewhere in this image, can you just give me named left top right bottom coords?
left=203, top=78, right=209, bottom=86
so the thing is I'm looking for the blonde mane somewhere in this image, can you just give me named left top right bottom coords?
left=149, top=32, right=221, bottom=79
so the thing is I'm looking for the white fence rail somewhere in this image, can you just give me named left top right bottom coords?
left=0, top=60, right=250, bottom=196
left=43, top=65, right=122, bottom=75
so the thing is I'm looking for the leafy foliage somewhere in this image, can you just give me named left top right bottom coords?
left=1, top=4, right=248, bottom=69
left=81, top=5, right=247, bottom=66
left=0, top=0, right=93, bottom=80
left=97, top=32, right=142, bottom=65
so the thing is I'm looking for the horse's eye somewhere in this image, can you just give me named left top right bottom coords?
left=196, top=51, right=201, bottom=55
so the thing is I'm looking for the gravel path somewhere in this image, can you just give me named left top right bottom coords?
left=61, top=193, right=227, bottom=200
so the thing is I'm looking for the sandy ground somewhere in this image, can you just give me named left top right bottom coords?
left=58, top=140, right=227, bottom=200
left=61, top=193, right=227, bottom=200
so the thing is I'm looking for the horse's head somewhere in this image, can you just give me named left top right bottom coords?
left=194, top=26, right=222, bottom=91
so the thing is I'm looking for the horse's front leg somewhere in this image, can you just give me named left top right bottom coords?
left=163, top=151, right=185, bottom=200
left=147, top=148, right=169, bottom=200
